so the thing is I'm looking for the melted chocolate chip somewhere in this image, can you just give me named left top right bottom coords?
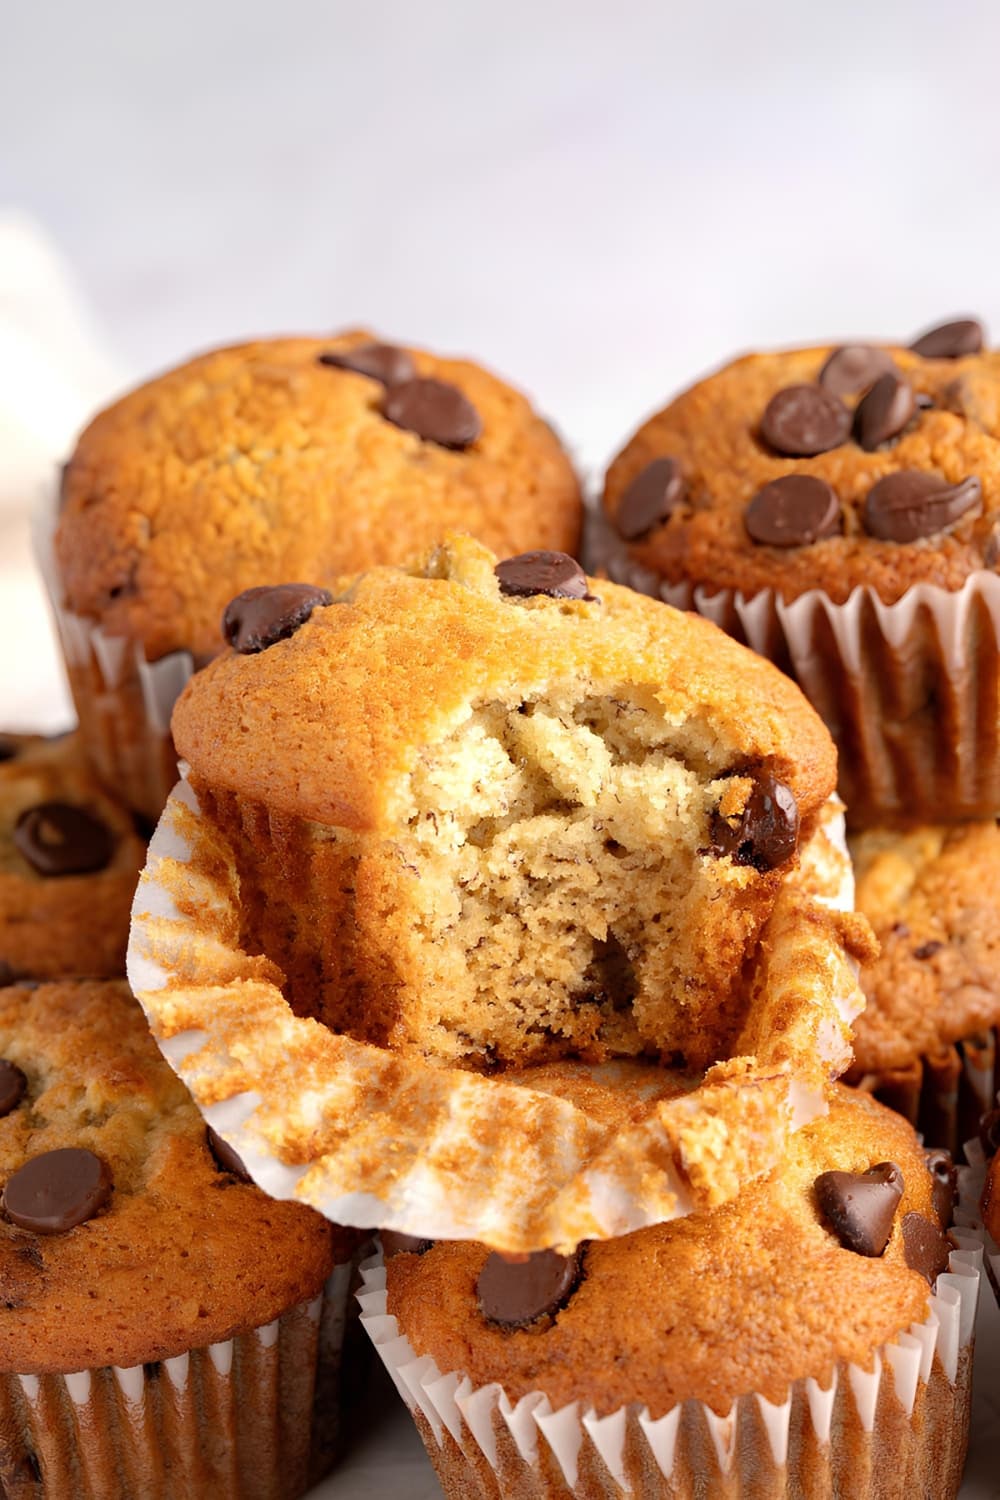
left=206, top=1126, right=253, bottom=1183
left=3, top=1148, right=112, bottom=1234
left=818, top=344, right=897, bottom=398
left=615, top=458, right=686, bottom=541
left=477, top=1248, right=582, bottom=1327
left=14, top=803, right=114, bottom=877
left=912, top=940, right=944, bottom=961
left=710, top=773, right=799, bottom=873
left=815, top=1162, right=904, bottom=1257
left=381, top=1231, right=434, bottom=1258
left=222, top=583, right=333, bottom=655
left=901, top=1212, right=951, bottom=1284
left=909, top=318, right=984, bottom=359
left=0, top=1061, right=26, bottom=1119
left=0, top=735, right=19, bottom=763
left=923, top=1148, right=957, bottom=1227
left=495, top=551, right=594, bottom=601
left=760, top=384, right=851, bottom=457
left=744, top=475, right=841, bottom=548
left=863, top=471, right=982, bottom=543
left=855, top=372, right=917, bottom=451
left=316, top=342, right=416, bottom=386
left=382, top=378, right=481, bottom=449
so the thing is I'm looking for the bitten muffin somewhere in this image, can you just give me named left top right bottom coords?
left=0, top=732, right=145, bottom=982
left=371, top=1088, right=973, bottom=1500
left=50, top=330, right=582, bottom=819
left=599, top=317, right=1000, bottom=824
left=170, top=535, right=840, bottom=1072
left=0, top=979, right=362, bottom=1499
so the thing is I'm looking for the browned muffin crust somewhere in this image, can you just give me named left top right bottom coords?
left=603, top=344, right=1000, bottom=605
left=0, top=981, right=343, bottom=1372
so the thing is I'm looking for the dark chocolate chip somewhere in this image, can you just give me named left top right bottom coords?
left=615, top=458, right=686, bottom=541
left=710, top=773, right=799, bottom=873
left=14, top=803, right=114, bottom=877
left=222, top=583, right=333, bottom=655
left=381, top=378, right=481, bottom=449
left=815, top=1162, right=904, bottom=1257
left=3, top=1148, right=112, bottom=1234
left=863, top=471, right=982, bottom=543
left=760, top=384, right=851, bottom=457
left=909, top=318, right=984, bottom=359
left=0, top=1061, right=26, bottom=1118
left=0, top=735, right=19, bottom=763
left=0, top=961, right=18, bottom=987
left=912, top=940, right=944, bottom=961
left=855, top=372, right=917, bottom=451
left=744, top=475, right=841, bottom=548
left=381, top=1231, right=434, bottom=1258
left=901, top=1212, right=952, bottom=1284
left=495, top=551, right=594, bottom=601
left=818, top=345, right=897, bottom=398
left=206, top=1125, right=253, bottom=1183
left=316, top=342, right=416, bottom=387
left=477, top=1248, right=582, bottom=1328
left=923, top=1148, right=957, bottom=1227
left=979, top=1106, right=1000, bottom=1157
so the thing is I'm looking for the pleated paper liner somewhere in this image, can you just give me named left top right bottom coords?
left=126, top=776, right=866, bottom=1256
left=956, top=1123, right=1000, bottom=1306
left=850, top=1028, right=1000, bottom=1158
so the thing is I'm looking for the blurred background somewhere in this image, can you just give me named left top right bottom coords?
left=3, top=0, right=1000, bottom=720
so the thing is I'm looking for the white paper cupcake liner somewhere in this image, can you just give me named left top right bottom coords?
left=358, top=1241, right=981, bottom=1499
left=126, top=777, right=866, bottom=1255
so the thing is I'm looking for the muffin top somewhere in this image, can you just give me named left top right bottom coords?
left=849, top=821, right=1000, bottom=1073
left=387, top=1086, right=948, bottom=1417
left=0, top=980, right=343, bottom=1373
left=55, top=331, right=582, bottom=662
left=603, top=320, right=1000, bottom=605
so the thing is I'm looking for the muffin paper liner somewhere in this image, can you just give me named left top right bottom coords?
left=357, top=1242, right=980, bottom=1500
left=0, top=1258, right=358, bottom=1500
left=126, top=778, right=866, bottom=1255
left=956, top=1124, right=1000, bottom=1306
left=851, top=1027, right=1000, bottom=1158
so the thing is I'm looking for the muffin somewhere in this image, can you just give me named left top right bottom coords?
left=0, top=978, right=364, bottom=1498
left=47, top=331, right=582, bottom=819
left=599, top=316, right=1000, bottom=824
left=364, top=1087, right=980, bottom=1500
left=0, top=732, right=145, bottom=982
left=847, top=821, right=1000, bottom=1154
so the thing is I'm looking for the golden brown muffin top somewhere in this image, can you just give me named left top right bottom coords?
left=55, top=331, right=582, bottom=662
left=0, top=980, right=342, bottom=1373
left=849, top=821, right=1000, bottom=1073
left=387, top=1087, right=945, bottom=1418
left=603, top=339, right=1000, bottom=605
left=172, top=536, right=836, bottom=834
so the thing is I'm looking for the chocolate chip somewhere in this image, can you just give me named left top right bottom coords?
left=760, top=384, right=851, bottom=457
left=381, top=378, right=481, bottom=449
left=863, top=471, right=982, bottom=543
left=815, top=1162, right=904, bottom=1257
left=14, top=803, right=114, bottom=877
left=0, top=1062, right=26, bottom=1119
left=0, top=735, right=19, bottom=763
left=316, top=342, right=416, bottom=386
left=923, top=1148, right=957, bottom=1226
left=979, top=1106, right=1000, bottom=1157
left=744, top=475, right=841, bottom=548
left=206, top=1125, right=253, bottom=1183
left=495, top=551, right=594, bottom=601
left=3, top=1148, right=112, bottom=1234
left=909, top=318, right=984, bottom=359
left=855, top=372, right=917, bottom=451
left=381, top=1231, right=434, bottom=1258
left=901, top=1212, right=952, bottom=1284
left=912, top=940, right=944, bottom=961
left=818, top=344, right=897, bottom=398
left=710, top=773, right=799, bottom=873
left=477, top=1248, right=582, bottom=1328
left=615, top=458, right=686, bottom=541
left=222, top=583, right=333, bottom=655
left=0, top=962, right=18, bottom=987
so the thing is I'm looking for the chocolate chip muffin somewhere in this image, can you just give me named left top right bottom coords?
left=49, top=331, right=582, bottom=819
left=599, top=317, right=1000, bottom=824
left=0, top=732, right=145, bottom=982
left=0, top=978, right=363, bottom=1499
left=367, top=1087, right=975, bottom=1500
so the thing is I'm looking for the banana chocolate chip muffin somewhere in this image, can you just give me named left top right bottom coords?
left=0, top=733, right=145, bottom=982
left=0, top=979, right=362, bottom=1499
left=600, top=316, right=1000, bottom=824
left=50, top=331, right=582, bottom=819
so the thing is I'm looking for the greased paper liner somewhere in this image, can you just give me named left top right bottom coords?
left=127, top=777, right=866, bottom=1255
left=358, top=1243, right=980, bottom=1499
left=0, top=1261, right=355, bottom=1500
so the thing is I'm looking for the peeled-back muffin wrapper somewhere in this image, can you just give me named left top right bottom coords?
left=358, top=1241, right=980, bottom=1500
left=127, top=772, right=867, bottom=1255
left=0, top=1258, right=358, bottom=1500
